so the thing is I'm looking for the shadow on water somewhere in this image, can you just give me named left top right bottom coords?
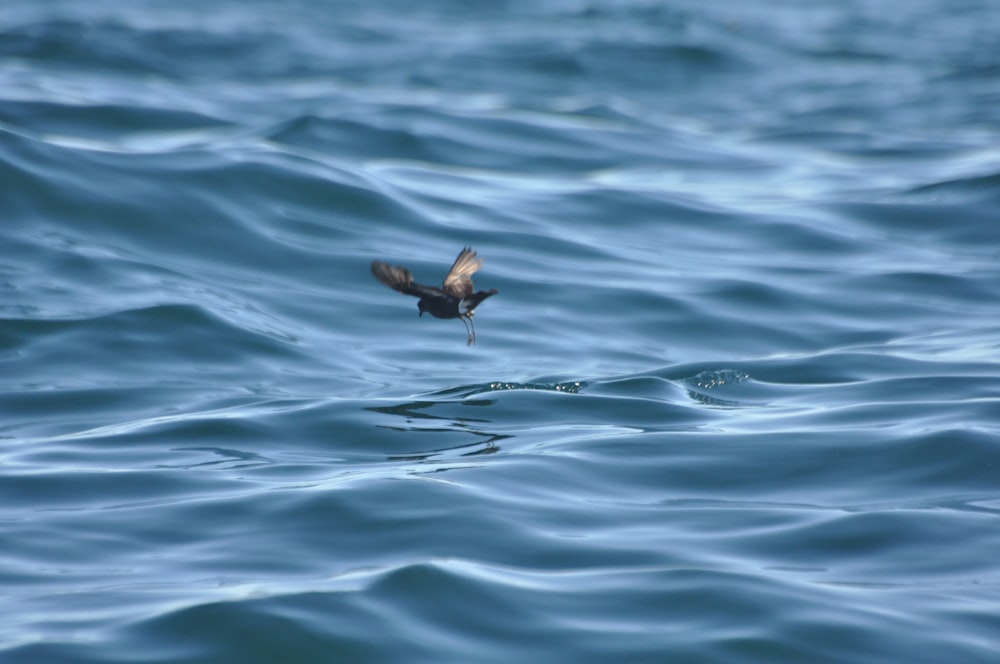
left=366, top=381, right=586, bottom=461
left=367, top=400, right=510, bottom=461
left=158, top=446, right=275, bottom=470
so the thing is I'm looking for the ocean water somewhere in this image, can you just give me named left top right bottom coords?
left=3, top=0, right=1000, bottom=662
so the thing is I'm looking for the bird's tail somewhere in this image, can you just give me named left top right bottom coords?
left=466, top=289, right=499, bottom=310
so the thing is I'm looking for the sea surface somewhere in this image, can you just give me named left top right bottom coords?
left=3, top=1, right=1000, bottom=662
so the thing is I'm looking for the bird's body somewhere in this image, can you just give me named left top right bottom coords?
left=371, top=247, right=498, bottom=345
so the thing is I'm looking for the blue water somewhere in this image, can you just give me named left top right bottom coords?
left=3, top=1, right=1000, bottom=662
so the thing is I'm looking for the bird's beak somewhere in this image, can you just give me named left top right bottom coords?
left=419, top=311, right=423, bottom=317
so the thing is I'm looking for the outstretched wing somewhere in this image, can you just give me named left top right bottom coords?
left=442, top=247, right=483, bottom=299
left=371, top=261, right=445, bottom=299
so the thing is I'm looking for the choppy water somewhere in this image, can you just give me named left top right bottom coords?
left=3, top=1, right=1000, bottom=662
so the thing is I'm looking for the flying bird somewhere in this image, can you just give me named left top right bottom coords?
left=371, top=247, right=499, bottom=345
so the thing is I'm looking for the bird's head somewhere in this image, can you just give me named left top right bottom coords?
left=417, top=300, right=426, bottom=317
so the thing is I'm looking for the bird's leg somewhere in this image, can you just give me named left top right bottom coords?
left=458, top=315, right=477, bottom=345
left=466, top=315, right=477, bottom=345
left=459, top=315, right=474, bottom=345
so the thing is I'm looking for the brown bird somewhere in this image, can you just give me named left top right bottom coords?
left=371, top=247, right=499, bottom=345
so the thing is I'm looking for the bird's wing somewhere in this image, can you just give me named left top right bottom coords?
left=442, top=247, right=482, bottom=299
left=371, top=261, right=445, bottom=299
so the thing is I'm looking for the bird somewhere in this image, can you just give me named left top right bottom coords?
left=371, top=247, right=498, bottom=345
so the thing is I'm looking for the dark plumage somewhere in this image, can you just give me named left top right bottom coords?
left=371, top=247, right=499, bottom=345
